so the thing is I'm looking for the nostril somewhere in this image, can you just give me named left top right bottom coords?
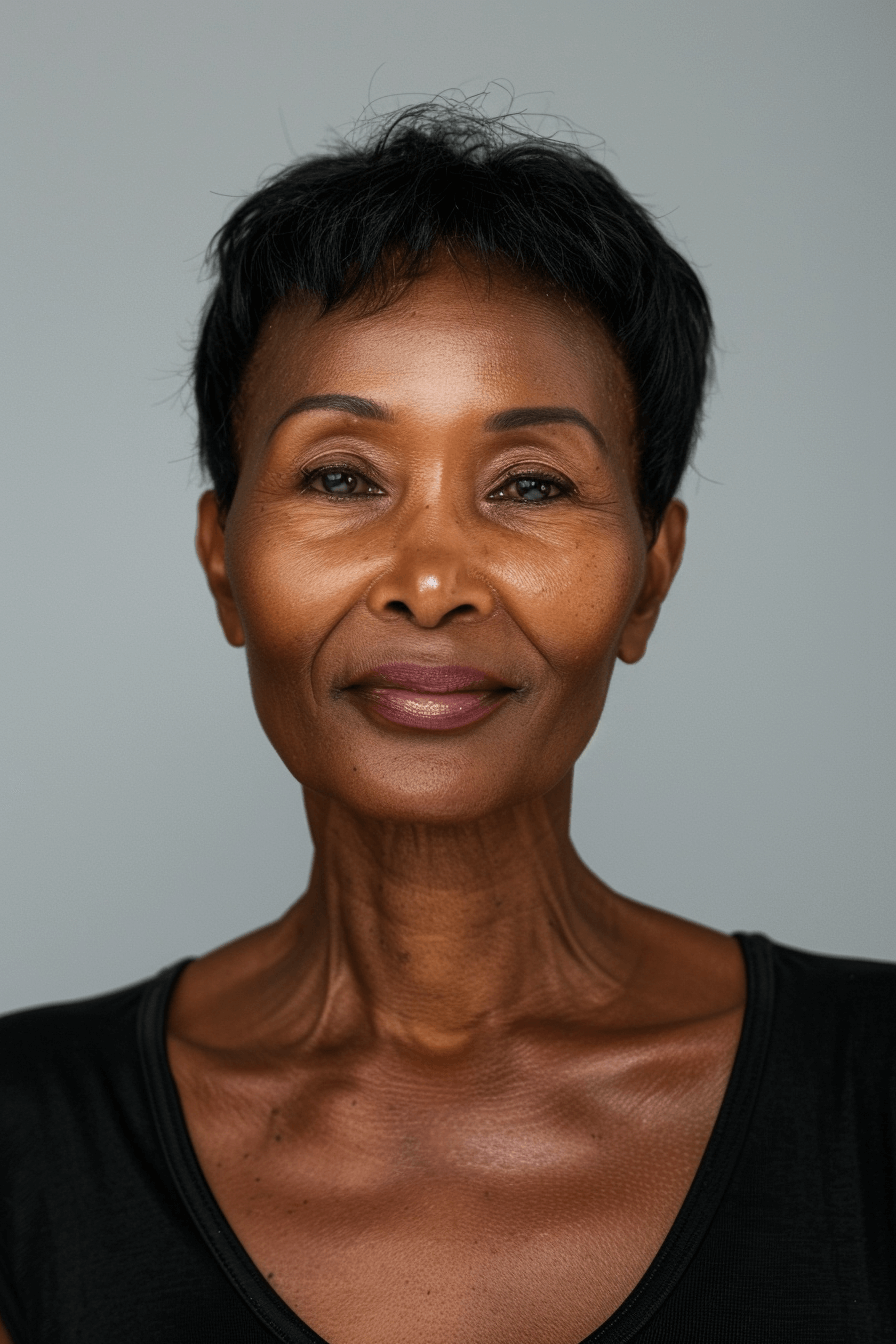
left=381, top=598, right=480, bottom=625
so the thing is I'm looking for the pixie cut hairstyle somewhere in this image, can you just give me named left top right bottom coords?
left=194, top=102, right=713, bottom=531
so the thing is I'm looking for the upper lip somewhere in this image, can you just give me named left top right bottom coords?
left=348, top=663, right=512, bottom=694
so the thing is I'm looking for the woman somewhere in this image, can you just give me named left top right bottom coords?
left=1, top=104, right=893, bottom=1343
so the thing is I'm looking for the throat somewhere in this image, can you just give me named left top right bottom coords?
left=293, top=779, right=628, bottom=1050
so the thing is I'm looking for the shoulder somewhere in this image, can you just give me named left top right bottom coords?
left=0, top=970, right=193, bottom=1341
left=0, top=978, right=146, bottom=1069
left=0, top=968, right=187, bottom=1223
left=0, top=967, right=181, bottom=1120
left=751, top=934, right=896, bottom=1075
left=760, top=935, right=896, bottom=1007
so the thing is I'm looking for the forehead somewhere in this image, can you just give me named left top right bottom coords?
left=237, top=256, right=637, bottom=452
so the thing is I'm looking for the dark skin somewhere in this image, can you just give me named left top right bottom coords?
left=0, top=257, right=743, bottom=1344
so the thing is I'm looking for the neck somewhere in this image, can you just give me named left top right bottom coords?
left=284, top=775, right=629, bottom=1050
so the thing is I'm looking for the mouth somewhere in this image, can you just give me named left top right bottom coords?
left=346, top=663, right=514, bottom=732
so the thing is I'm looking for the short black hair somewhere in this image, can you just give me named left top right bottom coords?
left=194, top=101, right=713, bottom=531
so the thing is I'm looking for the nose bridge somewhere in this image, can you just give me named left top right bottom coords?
left=366, top=480, right=494, bottom=627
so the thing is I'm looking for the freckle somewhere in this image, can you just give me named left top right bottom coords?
left=303, top=1198, right=308, bottom=1204
left=267, top=1272, right=275, bottom=1280
left=271, top=1107, right=280, bottom=1116
left=243, top=1152, right=250, bottom=1159
left=255, top=1176, right=261, bottom=1182
left=275, top=1133, right=282, bottom=1141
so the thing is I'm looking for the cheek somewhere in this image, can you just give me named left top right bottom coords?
left=225, top=524, right=361, bottom=789
left=495, top=524, right=645, bottom=681
left=225, top=513, right=357, bottom=699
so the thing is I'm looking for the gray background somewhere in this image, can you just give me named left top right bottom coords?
left=2, top=0, right=893, bottom=1014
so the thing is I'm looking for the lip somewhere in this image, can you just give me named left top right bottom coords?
left=372, top=663, right=496, bottom=693
left=348, top=663, right=513, bottom=732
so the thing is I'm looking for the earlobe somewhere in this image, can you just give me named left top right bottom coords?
left=195, top=491, right=246, bottom=648
left=617, top=499, right=687, bottom=665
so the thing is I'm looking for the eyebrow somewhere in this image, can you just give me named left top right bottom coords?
left=268, top=395, right=607, bottom=452
left=268, top=393, right=391, bottom=442
left=483, top=406, right=608, bottom=452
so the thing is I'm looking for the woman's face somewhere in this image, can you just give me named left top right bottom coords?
left=198, top=256, right=685, bottom=823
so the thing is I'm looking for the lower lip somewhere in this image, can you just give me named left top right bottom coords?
left=362, top=687, right=508, bottom=731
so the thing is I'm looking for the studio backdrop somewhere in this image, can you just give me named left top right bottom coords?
left=1, top=0, right=894, bottom=1012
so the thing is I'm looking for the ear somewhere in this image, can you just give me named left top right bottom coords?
left=195, top=491, right=245, bottom=647
left=617, top=499, right=687, bottom=665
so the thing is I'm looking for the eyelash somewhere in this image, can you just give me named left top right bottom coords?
left=299, top=464, right=573, bottom=502
left=489, top=471, right=572, bottom=502
left=299, top=464, right=384, bottom=497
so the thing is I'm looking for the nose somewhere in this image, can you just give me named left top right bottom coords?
left=365, top=518, right=496, bottom=628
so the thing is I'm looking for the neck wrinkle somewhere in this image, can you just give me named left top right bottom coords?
left=291, top=777, right=628, bottom=1052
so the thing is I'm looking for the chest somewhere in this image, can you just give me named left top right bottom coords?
left=172, top=1031, right=739, bottom=1344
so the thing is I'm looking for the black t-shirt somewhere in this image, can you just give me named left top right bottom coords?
left=0, top=933, right=894, bottom=1342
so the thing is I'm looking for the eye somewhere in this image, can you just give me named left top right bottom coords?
left=303, top=467, right=383, bottom=497
left=490, top=474, right=568, bottom=503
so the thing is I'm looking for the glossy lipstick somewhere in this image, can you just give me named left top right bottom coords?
left=355, top=663, right=510, bottom=731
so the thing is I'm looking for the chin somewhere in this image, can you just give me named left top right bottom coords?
left=305, top=759, right=546, bottom=826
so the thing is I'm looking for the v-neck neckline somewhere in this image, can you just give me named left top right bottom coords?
left=138, top=932, right=774, bottom=1344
